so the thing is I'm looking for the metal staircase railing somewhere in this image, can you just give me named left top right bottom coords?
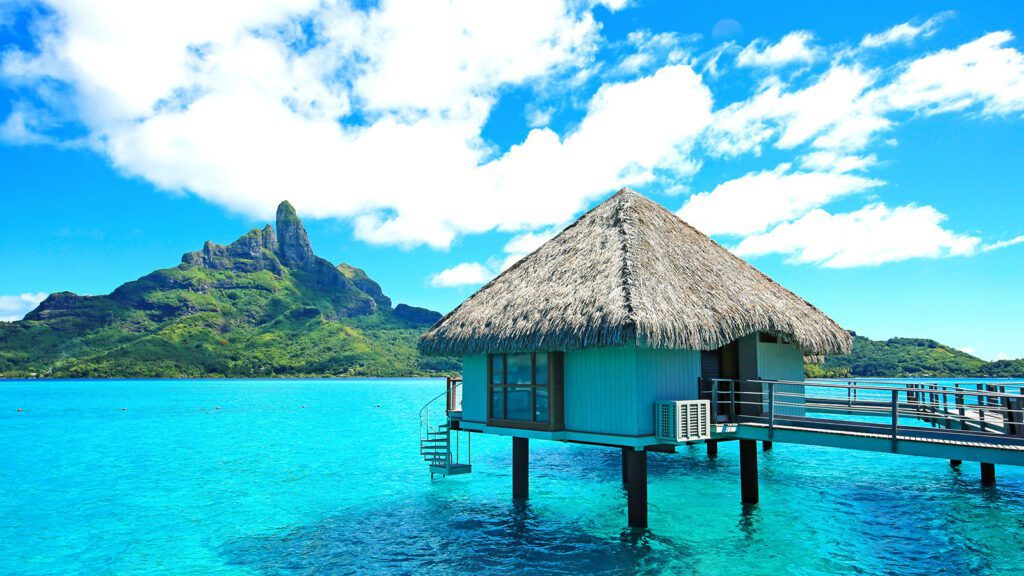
left=419, top=376, right=471, bottom=478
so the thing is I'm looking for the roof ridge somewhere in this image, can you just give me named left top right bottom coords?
left=614, top=192, right=638, bottom=341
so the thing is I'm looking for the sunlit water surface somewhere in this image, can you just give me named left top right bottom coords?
left=2, top=379, right=1023, bottom=575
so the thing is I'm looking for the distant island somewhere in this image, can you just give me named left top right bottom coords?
left=1, top=204, right=1020, bottom=380
left=0, top=202, right=459, bottom=378
left=806, top=334, right=1024, bottom=379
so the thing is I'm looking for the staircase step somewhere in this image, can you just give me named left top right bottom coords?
left=430, top=463, right=472, bottom=476
left=422, top=438, right=448, bottom=443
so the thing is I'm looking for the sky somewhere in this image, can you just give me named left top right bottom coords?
left=0, top=0, right=1022, bottom=361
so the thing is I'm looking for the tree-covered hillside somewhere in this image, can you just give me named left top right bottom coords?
left=0, top=202, right=458, bottom=378
left=807, top=335, right=1024, bottom=378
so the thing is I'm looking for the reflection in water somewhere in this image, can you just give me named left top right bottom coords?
left=737, top=503, right=759, bottom=540
left=221, top=495, right=686, bottom=576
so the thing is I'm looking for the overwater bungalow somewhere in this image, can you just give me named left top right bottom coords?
left=418, top=188, right=1024, bottom=528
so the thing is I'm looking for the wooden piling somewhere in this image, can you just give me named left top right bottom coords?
left=949, top=459, right=961, bottom=467
left=740, top=439, right=759, bottom=504
left=981, top=462, right=996, bottom=486
left=706, top=440, right=718, bottom=458
left=513, top=437, right=529, bottom=499
left=625, top=448, right=648, bottom=528
left=762, top=441, right=773, bottom=452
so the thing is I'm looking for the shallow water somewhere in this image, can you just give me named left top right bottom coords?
left=2, top=378, right=1023, bottom=575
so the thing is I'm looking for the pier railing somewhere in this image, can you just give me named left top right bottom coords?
left=702, top=378, right=1024, bottom=445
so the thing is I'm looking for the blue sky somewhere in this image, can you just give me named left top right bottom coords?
left=1, top=1, right=1023, bottom=360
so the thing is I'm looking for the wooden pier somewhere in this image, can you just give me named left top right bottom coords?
left=705, top=378, right=1024, bottom=483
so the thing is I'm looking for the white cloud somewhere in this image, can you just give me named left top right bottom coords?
left=0, top=292, right=48, bottom=322
left=0, top=104, right=52, bottom=145
left=879, top=31, right=1024, bottom=116
left=349, top=0, right=601, bottom=114
left=678, top=163, right=883, bottom=236
left=860, top=13, right=948, bottom=49
left=615, top=30, right=689, bottom=75
left=3, top=1, right=714, bottom=250
left=734, top=203, right=980, bottom=267
left=2, top=5, right=1020, bottom=275
left=709, top=31, right=1024, bottom=157
left=736, top=31, right=822, bottom=68
left=429, top=262, right=493, bottom=287
left=983, top=235, right=1024, bottom=252
left=799, top=151, right=877, bottom=173
left=525, top=106, right=554, bottom=128
left=706, top=65, right=886, bottom=156
left=617, top=52, right=653, bottom=74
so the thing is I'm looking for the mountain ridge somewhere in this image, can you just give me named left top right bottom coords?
left=0, top=202, right=455, bottom=378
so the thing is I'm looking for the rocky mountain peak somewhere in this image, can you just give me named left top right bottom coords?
left=276, top=201, right=314, bottom=269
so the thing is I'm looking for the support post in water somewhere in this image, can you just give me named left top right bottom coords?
left=949, top=459, right=962, bottom=468
left=762, top=441, right=773, bottom=452
left=707, top=440, right=719, bottom=458
left=981, top=462, right=996, bottom=486
left=625, top=448, right=648, bottom=528
left=740, top=439, right=759, bottom=504
left=512, top=437, right=529, bottom=499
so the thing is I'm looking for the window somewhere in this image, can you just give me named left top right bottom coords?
left=488, top=352, right=563, bottom=430
left=759, top=333, right=779, bottom=344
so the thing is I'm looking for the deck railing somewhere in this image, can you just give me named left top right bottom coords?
left=702, top=378, right=1024, bottom=445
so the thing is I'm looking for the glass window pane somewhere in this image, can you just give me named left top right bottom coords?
left=491, top=355, right=504, bottom=385
left=534, top=387, right=549, bottom=422
left=506, top=387, right=532, bottom=420
left=535, top=353, right=548, bottom=385
left=490, top=386, right=504, bottom=419
left=507, top=353, right=532, bottom=385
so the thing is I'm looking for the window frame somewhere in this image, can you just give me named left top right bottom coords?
left=487, top=351, right=563, bottom=431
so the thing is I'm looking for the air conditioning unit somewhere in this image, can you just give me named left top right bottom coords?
left=655, top=400, right=712, bottom=443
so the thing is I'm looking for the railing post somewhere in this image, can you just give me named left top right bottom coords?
left=891, top=389, right=899, bottom=451
left=729, top=380, right=737, bottom=422
left=711, top=379, right=720, bottom=423
left=955, top=386, right=965, bottom=431
left=767, top=381, right=776, bottom=439
left=942, top=390, right=950, bottom=429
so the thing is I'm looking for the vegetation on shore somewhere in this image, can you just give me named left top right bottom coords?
left=806, top=335, right=1024, bottom=378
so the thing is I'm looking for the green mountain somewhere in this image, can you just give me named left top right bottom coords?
left=808, top=334, right=1024, bottom=378
left=0, top=202, right=459, bottom=378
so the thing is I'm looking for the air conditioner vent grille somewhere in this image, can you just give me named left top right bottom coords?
left=655, top=400, right=712, bottom=443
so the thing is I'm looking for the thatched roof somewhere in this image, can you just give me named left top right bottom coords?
left=420, top=188, right=852, bottom=356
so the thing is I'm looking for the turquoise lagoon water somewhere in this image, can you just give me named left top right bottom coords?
left=2, top=378, right=1023, bottom=575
